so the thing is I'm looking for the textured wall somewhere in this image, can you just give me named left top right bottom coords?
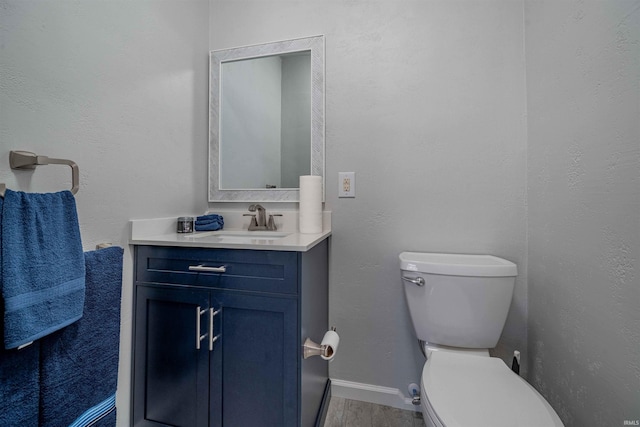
left=525, top=1, right=640, bottom=425
left=210, top=0, right=528, bottom=395
left=12, top=2, right=636, bottom=425
left=220, top=56, right=282, bottom=188
left=0, top=1, right=209, bottom=425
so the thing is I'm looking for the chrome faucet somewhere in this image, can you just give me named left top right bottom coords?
left=243, top=204, right=282, bottom=231
left=249, top=204, right=266, bottom=229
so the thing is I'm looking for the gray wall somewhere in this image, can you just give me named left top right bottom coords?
left=210, top=0, right=529, bottom=394
left=281, top=54, right=311, bottom=188
left=5, top=1, right=636, bottom=425
left=0, top=1, right=209, bottom=425
left=525, top=1, right=640, bottom=426
left=220, top=56, right=282, bottom=188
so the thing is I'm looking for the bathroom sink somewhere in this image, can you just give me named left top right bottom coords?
left=187, top=230, right=291, bottom=244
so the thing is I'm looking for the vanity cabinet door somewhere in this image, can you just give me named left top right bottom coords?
left=133, top=285, right=211, bottom=427
left=210, top=291, right=298, bottom=427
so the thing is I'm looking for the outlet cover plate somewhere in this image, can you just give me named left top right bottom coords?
left=339, top=172, right=355, bottom=198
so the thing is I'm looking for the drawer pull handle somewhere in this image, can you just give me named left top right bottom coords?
left=209, top=308, right=220, bottom=351
left=189, top=265, right=226, bottom=273
left=196, top=306, right=207, bottom=350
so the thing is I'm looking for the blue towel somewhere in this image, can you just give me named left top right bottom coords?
left=68, top=394, right=117, bottom=427
left=0, top=196, right=41, bottom=426
left=195, top=213, right=224, bottom=232
left=197, top=213, right=223, bottom=222
left=0, top=341, right=40, bottom=426
left=196, top=214, right=224, bottom=225
left=195, top=218, right=221, bottom=226
left=40, top=246, right=123, bottom=427
left=195, top=221, right=223, bottom=231
left=1, top=189, right=86, bottom=349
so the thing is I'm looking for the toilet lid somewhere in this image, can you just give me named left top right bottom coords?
left=422, top=351, right=563, bottom=427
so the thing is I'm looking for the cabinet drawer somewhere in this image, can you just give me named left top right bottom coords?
left=135, top=246, right=299, bottom=294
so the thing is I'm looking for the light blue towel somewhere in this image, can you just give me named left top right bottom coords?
left=1, top=189, right=85, bottom=349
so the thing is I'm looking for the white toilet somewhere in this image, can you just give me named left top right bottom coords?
left=400, top=252, right=563, bottom=427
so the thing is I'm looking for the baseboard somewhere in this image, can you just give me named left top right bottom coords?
left=330, top=379, right=420, bottom=412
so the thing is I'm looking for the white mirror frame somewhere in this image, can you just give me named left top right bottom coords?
left=209, top=35, right=325, bottom=202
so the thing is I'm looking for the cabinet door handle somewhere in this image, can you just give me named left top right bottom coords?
left=209, top=308, right=220, bottom=351
left=196, top=306, right=208, bottom=350
left=189, top=265, right=226, bottom=273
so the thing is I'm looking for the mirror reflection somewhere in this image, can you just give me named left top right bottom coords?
left=220, top=52, right=311, bottom=189
left=209, top=35, right=324, bottom=202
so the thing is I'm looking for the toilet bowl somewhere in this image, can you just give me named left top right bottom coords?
left=420, top=348, right=563, bottom=427
left=399, top=252, right=563, bottom=427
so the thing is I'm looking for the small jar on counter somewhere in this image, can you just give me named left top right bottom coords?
left=176, top=216, right=194, bottom=233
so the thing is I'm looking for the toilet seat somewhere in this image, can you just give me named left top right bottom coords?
left=420, top=351, right=563, bottom=427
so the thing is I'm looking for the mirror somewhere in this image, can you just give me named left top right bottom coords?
left=209, top=36, right=325, bottom=202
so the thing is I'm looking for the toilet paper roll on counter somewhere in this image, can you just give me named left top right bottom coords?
left=299, top=175, right=322, bottom=234
left=320, top=330, right=340, bottom=361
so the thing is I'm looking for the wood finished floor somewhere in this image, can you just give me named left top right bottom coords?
left=323, top=397, right=424, bottom=427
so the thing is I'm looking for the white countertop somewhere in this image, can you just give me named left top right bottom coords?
left=129, top=211, right=331, bottom=252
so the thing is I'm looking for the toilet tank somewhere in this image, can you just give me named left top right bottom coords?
left=400, top=252, right=517, bottom=349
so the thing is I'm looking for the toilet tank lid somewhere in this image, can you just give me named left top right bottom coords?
left=399, top=252, right=517, bottom=277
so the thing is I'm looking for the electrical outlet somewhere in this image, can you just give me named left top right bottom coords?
left=343, top=177, right=350, bottom=193
left=338, top=172, right=355, bottom=198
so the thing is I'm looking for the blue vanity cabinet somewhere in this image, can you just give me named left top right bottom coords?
left=133, top=285, right=211, bottom=427
left=210, top=291, right=298, bottom=427
left=132, top=239, right=329, bottom=427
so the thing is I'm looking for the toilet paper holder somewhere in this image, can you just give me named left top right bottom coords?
left=303, top=327, right=338, bottom=360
